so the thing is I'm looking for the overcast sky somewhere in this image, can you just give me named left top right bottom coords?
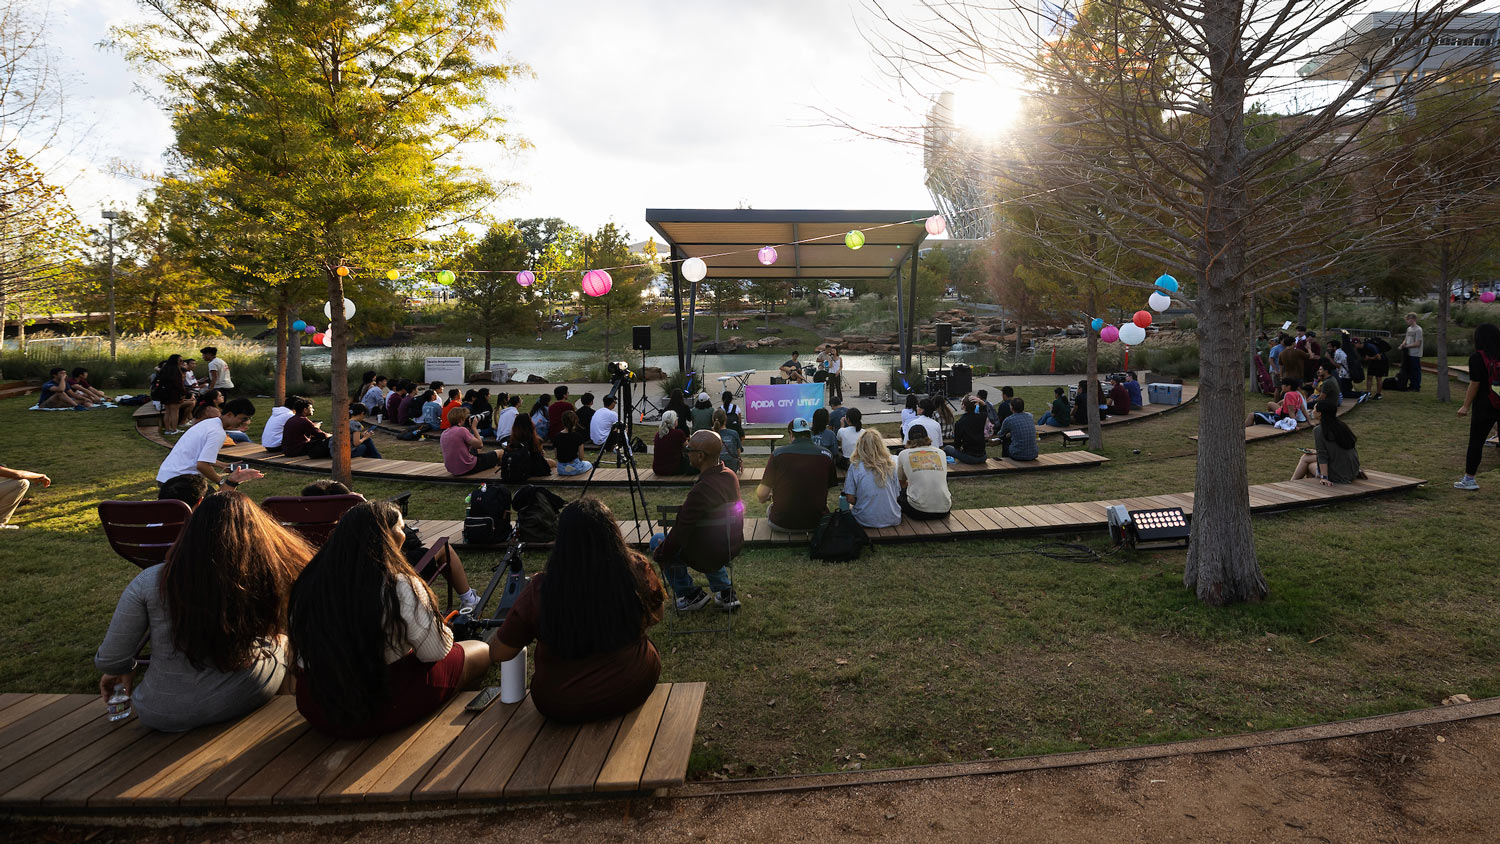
left=40, top=0, right=944, bottom=245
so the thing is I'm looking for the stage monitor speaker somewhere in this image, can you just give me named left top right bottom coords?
left=948, top=363, right=973, bottom=395
left=631, top=325, right=651, bottom=351
left=859, top=380, right=877, bottom=397
left=934, top=323, right=952, bottom=347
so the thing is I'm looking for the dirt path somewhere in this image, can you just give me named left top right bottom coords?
left=9, top=716, right=1498, bottom=843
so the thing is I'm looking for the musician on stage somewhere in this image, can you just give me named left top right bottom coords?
left=779, top=351, right=807, bottom=383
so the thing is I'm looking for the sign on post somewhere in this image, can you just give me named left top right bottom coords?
left=744, top=383, right=826, bottom=425
left=424, top=357, right=467, bottom=385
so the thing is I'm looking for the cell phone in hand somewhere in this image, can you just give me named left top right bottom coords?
left=231, top=462, right=250, bottom=472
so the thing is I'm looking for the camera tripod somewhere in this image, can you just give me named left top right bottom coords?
left=450, top=531, right=528, bottom=641
left=577, top=369, right=654, bottom=540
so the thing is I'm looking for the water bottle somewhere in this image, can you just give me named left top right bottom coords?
left=106, top=684, right=132, bottom=722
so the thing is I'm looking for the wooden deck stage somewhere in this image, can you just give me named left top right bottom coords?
left=0, top=683, right=705, bottom=813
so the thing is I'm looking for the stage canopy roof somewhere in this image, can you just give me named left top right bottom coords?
left=645, top=208, right=938, bottom=281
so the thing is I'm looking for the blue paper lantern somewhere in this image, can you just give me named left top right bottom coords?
left=1090, top=317, right=1104, bottom=332
left=291, top=320, right=307, bottom=332
left=1154, top=274, right=1179, bottom=292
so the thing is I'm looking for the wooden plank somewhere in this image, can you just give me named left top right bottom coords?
left=639, top=682, right=706, bottom=790
left=594, top=685, right=673, bottom=792
left=115, top=698, right=298, bottom=806
left=503, top=720, right=580, bottom=798
left=0, top=697, right=108, bottom=780
left=0, top=694, right=68, bottom=736
left=182, top=709, right=312, bottom=807
left=319, top=696, right=470, bottom=804
left=458, top=695, right=547, bottom=797
left=0, top=718, right=162, bottom=807
left=946, top=510, right=986, bottom=535
left=0, top=693, right=32, bottom=716
left=413, top=699, right=522, bottom=799
left=0, top=695, right=92, bottom=754
left=87, top=720, right=240, bottom=808
left=548, top=716, right=624, bottom=795
left=272, top=734, right=374, bottom=805
left=361, top=696, right=480, bottom=803
left=226, top=727, right=338, bottom=806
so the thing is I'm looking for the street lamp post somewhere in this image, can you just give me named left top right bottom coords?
left=101, top=210, right=119, bottom=360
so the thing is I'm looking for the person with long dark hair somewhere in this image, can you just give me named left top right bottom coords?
left=289, top=501, right=496, bottom=738
left=494, top=497, right=665, bottom=723
left=95, top=492, right=310, bottom=731
left=1455, top=322, right=1500, bottom=491
left=152, top=354, right=189, bottom=434
left=1292, top=398, right=1363, bottom=485
left=500, top=413, right=554, bottom=481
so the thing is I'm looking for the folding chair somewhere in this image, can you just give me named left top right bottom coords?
left=97, top=500, right=194, bottom=569
left=412, top=535, right=455, bottom=610
left=260, top=494, right=364, bottom=545
left=654, top=502, right=743, bottom=635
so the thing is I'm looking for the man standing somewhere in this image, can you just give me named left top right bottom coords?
left=156, top=398, right=257, bottom=486
left=756, top=417, right=837, bottom=533
left=825, top=347, right=843, bottom=402
left=201, top=347, right=233, bottom=394
left=0, top=464, right=50, bottom=530
left=590, top=394, right=620, bottom=446
left=1399, top=312, right=1424, bottom=392
left=652, top=431, right=743, bottom=612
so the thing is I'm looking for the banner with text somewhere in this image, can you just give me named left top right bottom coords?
left=744, top=383, right=826, bottom=425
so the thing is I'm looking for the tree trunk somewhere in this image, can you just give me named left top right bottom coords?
left=326, top=269, right=352, bottom=486
left=484, top=335, right=492, bottom=369
left=1086, top=292, right=1101, bottom=450
left=1296, top=276, right=1309, bottom=327
left=274, top=298, right=290, bottom=404
left=288, top=324, right=303, bottom=390
left=1183, top=0, right=1267, bottom=606
left=1435, top=245, right=1452, bottom=403
left=15, top=301, right=24, bottom=353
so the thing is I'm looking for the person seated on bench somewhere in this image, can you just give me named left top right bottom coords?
left=975, top=389, right=1005, bottom=431
left=1315, top=362, right=1342, bottom=407
left=907, top=398, right=943, bottom=448
left=301, top=480, right=479, bottom=610
left=553, top=410, right=593, bottom=476
left=651, top=431, right=743, bottom=612
left=1107, top=374, right=1132, bottom=416
left=397, top=382, right=422, bottom=425
left=809, top=407, right=838, bottom=456
left=96, top=491, right=310, bottom=732
left=589, top=394, right=619, bottom=446
left=844, top=429, right=902, bottom=529
left=1292, top=398, right=1364, bottom=485
left=780, top=351, right=807, bottom=383
left=68, top=367, right=108, bottom=404
left=442, top=406, right=500, bottom=476
left=652, top=411, right=692, bottom=476
left=386, top=381, right=409, bottom=424
left=900, top=393, right=919, bottom=439
left=1246, top=377, right=1306, bottom=427
left=360, top=375, right=387, bottom=415
left=944, top=395, right=990, bottom=465
left=192, top=388, right=251, bottom=444
left=438, top=389, right=462, bottom=430
left=261, top=395, right=297, bottom=452
left=38, top=366, right=91, bottom=409
left=156, top=398, right=257, bottom=486
left=825, top=394, right=847, bottom=432
left=713, top=409, right=742, bottom=472
left=545, top=385, right=574, bottom=442
left=348, top=402, right=382, bottom=459
left=573, top=391, right=595, bottom=434
left=934, top=396, right=957, bottom=443
left=282, top=397, right=331, bottom=458
left=410, top=390, right=442, bottom=434
left=835, top=407, right=863, bottom=470
left=529, top=394, right=553, bottom=440
left=1124, top=371, right=1144, bottom=408
left=998, top=397, right=1039, bottom=461
left=289, top=500, right=499, bottom=738
left=897, top=426, right=950, bottom=520
left=1072, top=379, right=1104, bottom=425
left=497, top=497, right=666, bottom=723
left=690, top=391, right=715, bottom=433
left=157, top=473, right=219, bottom=509
left=1037, top=386, right=1070, bottom=428
left=757, top=417, right=837, bottom=533
left=664, top=391, right=691, bottom=431
left=0, top=463, right=50, bottom=530
left=495, top=393, right=522, bottom=443
left=500, top=413, right=555, bottom=481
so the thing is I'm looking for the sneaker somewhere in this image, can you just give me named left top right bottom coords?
left=675, top=588, right=711, bottom=613
left=458, top=589, right=481, bottom=611
left=0, top=524, right=17, bottom=530
left=1454, top=477, right=1480, bottom=491
left=713, top=588, right=741, bottom=612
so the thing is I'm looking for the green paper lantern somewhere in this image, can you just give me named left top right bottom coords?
left=437, top=269, right=455, bottom=284
left=845, top=230, right=865, bottom=250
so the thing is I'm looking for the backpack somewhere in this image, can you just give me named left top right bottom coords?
left=1481, top=352, right=1500, bottom=412
left=810, top=510, right=872, bottom=562
left=306, top=437, right=331, bottom=459
left=463, top=483, right=511, bottom=545
left=1370, top=337, right=1391, bottom=355
left=499, top=444, right=533, bottom=484
left=512, top=485, right=566, bottom=544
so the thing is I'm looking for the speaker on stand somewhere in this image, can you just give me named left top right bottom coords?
left=631, top=325, right=651, bottom=377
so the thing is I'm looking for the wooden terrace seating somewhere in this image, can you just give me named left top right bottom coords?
left=1210, top=392, right=1363, bottom=444
left=97, top=500, right=194, bottom=569
left=0, top=684, right=706, bottom=810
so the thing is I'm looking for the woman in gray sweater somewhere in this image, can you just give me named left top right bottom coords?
left=94, top=492, right=311, bottom=731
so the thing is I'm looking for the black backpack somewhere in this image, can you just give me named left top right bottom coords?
left=463, top=483, right=511, bottom=545
left=513, top=485, right=566, bottom=544
left=810, top=509, right=871, bottom=562
left=499, top=445, right=533, bottom=484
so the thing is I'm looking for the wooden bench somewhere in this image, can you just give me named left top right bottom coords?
left=133, top=403, right=164, bottom=428
left=0, top=381, right=40, bottom=401
left=0, top=683, right=705, bottom=810
left=1059, top=430, right=1088, bottom=447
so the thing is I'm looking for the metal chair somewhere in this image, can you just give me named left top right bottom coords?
left=97, top=500, right=194, bottom=569
left=259, top=494, right=364, bottom=546
left=654, top=502, right=744, bottom=635
left=412, top=535, right=455, bottom=610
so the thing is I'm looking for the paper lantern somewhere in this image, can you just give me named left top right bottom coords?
left=1119, top=323, right=1147, bottom=345
left=1090, top=317, right=1104, bottom=332
left=291, top=320, right=307, bottom=332
left=335, top=265, right=349, bottom=277
left=321, top=331, right=333, bottom=348
left=386, top=269, right=399, bottom=281
left=323, top=298, right=356, bottom=320
left=312, top=332, right=325, bottom=345
left=681, top=257, right=707, bottom=282
left=1132, top=310, right=1153, bottom=328
left=845, top=230, right=865, bottom=250
left=925, top=215, right=946, bottom=236
left=581, top=269, right=613, bottom=297
left=1148, top=291, right=1171, bottom=312
left=757, top=246, right=778, bottom=266
left=1100, top=325, right=1120, bottom=343
left=516, top=270, right=535, bottom=287
left=304, top=325, right=317, bottom=335
left=437, top=270, right=456, bottom=285
left=1154, top=273, right=1179, bottom=292
left=1482, top=291, right=1497, bottom=303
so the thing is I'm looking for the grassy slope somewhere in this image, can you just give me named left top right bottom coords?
left=0, top=382, right=1496, bottom=780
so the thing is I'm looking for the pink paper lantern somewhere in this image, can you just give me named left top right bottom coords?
left=516, top=270, right=534, bottom=287
left=757, top=246, right=778, bottom=266
left=1100, top=325, right=1120, bottom=343
left=1132, top=310, right=1153, bottom=328
left=581, top=269, right=613, bottom=297
left=925, top=214, right=946, bottom=236
left=1482, top=291, right=1497, bottom=303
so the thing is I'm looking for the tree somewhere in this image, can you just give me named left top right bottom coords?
left=579, top=223, right=655, bottom=362
left=873, top=2, right=1500, bottom=605
left=0, top=150, right=83, bottom=348
left=117, top=0, right=526, bottom=484
left=454, top=222, right=534, bottom=367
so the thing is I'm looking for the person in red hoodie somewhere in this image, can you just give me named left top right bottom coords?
left=650, top=430, right=743, bottom=612
left=545, top=385, right=573, bottom=442
left=438, top=389, right=462, bottom=430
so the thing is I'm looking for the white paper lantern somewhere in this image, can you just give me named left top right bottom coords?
left=681, top=257, right=707, bottom=282
left=323, top=298, right=356, bottom=320
left=320, top=330, right=334, bottom=348
left=1119, top=323, right=1147, bottom=345
left=1148, top=291, right=1171, bottom=312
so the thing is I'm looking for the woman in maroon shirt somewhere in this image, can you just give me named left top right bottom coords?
left=652, top=410, right=690, bottom=476
left=494, top=497, right=665, bottom=723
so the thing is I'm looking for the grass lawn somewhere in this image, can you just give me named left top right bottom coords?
left=1, top=380, right=1497, bottom=781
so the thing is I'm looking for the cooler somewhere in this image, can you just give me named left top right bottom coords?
left=1147, top=383, right=1182, bottom=405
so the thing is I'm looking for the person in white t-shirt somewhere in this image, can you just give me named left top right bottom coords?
left=182, top=357, right=200, bottom=394
left=260, top=398, right=297, bottom=451
left=824, top=347, right=844, bottom=402
left=157, top=398, right=258, bottom=486
left=834, top=407, right=863, bottom=470
left=906, top=401, right=943, bottom=448
left=202, top=346, right=234, bottom=393
left=590, top=394, right=620, bottom=446
left=494, top=394, right=521, bottom=443
left=897, top=426, right=951, bottom=519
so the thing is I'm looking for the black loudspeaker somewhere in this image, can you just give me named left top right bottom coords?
left=859, top=381, right=877, bottom=397
left=934, top=323, right=952, bottom=346
left=631, top=325, right=651, bottom=351
left=948, top=364, right=973, bottom=395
